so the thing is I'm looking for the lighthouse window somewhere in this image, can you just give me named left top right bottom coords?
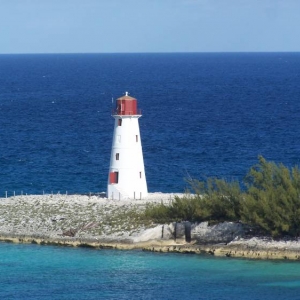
left=118, top=119, right=122, bottom=126
left=139, top=172, right=142, bottom=178
left=136, top=135, right=138, bottom=142
left=116, top=153, right=119, bottom=160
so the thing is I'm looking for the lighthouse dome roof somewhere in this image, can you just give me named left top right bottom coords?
left=117, top=92, right=136, bottom=101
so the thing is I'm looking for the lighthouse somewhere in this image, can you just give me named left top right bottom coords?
left=107, top=92, right=148, bottom=200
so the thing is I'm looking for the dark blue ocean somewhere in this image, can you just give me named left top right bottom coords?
left=1, top=53, right=300, bottom=195
left=1, top=53, right=300, bottom=299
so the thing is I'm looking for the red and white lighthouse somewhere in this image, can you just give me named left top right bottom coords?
left=107, top=92, right=148, bottom=199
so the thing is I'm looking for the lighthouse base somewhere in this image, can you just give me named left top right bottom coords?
left=107, top=184, right=148, bottom=200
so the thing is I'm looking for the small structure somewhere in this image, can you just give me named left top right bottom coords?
left=107, top=92, right=148, bottom=199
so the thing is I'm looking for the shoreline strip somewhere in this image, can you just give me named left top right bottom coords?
left=1, top=234, right=300, bottom=261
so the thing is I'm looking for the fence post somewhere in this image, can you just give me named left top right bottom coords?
left=5, top=191, right=7, bottom=198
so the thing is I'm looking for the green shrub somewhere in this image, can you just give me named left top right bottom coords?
left=241, top=156, right=300, bottom=237
left=144, top=203, right=173, bottom=223
left=144, top=156, right=300, bottom=238
left=144, top=177, right=242, bottom=223
left=190, top=177, right=242, bottom=222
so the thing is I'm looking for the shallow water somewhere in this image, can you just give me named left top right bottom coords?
left=0, top=243, right=300, bottom=299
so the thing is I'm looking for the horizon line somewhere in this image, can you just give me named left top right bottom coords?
left=0, top=51, right=300, bottom=55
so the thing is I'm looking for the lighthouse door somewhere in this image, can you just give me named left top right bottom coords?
left=109, top=172, right=119, bottom=184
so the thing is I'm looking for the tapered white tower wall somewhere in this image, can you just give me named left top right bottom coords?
left=107, top=93, right=148, bottom=199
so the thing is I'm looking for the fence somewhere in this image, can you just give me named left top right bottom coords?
left=1, top=191, right=176, bottom=205
left=2, top=191, right=107, bottom=199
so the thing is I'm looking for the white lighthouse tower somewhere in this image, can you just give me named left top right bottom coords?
left=107, top=92, right=148, bottom=200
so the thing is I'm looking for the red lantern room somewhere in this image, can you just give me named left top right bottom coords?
left=114, top=92, right=140, bottom=115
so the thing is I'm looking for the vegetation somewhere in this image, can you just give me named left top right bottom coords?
left=242, top=156, right=300, bottom=237
left=145, top=178, right=241, bottom=223
left=144, top=156, right=300, bottom=238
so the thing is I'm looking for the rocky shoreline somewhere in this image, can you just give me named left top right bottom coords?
left=1, top=233, right=300, bottom=261
left=1, top=193, right=300, bottom=260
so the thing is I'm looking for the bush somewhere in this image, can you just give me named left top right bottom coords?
left=241, top=156, right=300, bottom=237
left=144, top=203, right=172, bottom=223
left=144, top=177, right=242, bottom=223
left=191, top=177, right=242, bottom=222
left=144, top=156, right=300, bottom=238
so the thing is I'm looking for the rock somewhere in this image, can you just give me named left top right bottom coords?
left=170, top=222, right=185, bottom=240
left=161, top=224, right=173, bottom=240
left=191, top=221, right=244, bottom=243
left=133, top=225, right=163, bottom=242
left=62, top=228, right=77, bottom=237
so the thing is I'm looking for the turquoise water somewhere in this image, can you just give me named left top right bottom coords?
left=1, top=243, right=300, bottom=299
